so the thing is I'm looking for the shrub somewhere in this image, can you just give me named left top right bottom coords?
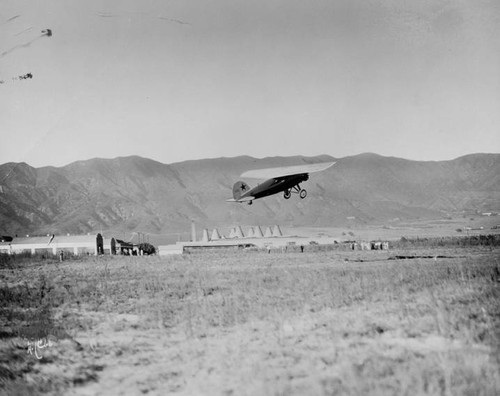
left=138, top=243, right=156, bottom=255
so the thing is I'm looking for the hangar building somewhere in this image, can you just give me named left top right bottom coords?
left=0, top=234, right=105, bottom=256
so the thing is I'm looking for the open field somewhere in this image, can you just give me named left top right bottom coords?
left=283, top=215, right=500, bottom=242
left=1, top=242, right=499, bottom=395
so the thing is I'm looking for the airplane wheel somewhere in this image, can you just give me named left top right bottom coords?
left=299, top=189, right=307, bottom=199
left=284, top=190, right=291, bottom=199
left=248, top=200, right=253, bottom=205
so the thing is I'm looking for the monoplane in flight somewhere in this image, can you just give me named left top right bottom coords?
left=227, top=162, right=335, bottom=205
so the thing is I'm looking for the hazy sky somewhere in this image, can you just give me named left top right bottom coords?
left=1, top=0, right=499, bottom=167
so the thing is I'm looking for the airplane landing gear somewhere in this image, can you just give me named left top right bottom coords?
left=247, top=200, right=253, bottom=205
left=283, top=184, right=308, bottom=200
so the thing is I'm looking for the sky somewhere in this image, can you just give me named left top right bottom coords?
left=1, top=0, right=499, bottom=168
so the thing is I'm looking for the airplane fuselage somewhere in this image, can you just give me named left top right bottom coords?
left=243, top=173, right=309, bottom=200
left=227, top=161, right=335, bottom=204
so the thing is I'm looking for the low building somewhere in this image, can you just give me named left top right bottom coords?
left=0, top=234, right=104, bottom=256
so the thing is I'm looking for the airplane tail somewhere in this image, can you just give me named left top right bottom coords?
left=232, top=181, right=251, bottom=200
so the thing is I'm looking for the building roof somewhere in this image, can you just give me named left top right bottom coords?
left=0, top=234, right=102, bottom=246
left=115, top=239, right=134, bottom=247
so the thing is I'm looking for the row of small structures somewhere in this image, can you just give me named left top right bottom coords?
left=0, top=225, right=285, bottom=257
left=350, top=241, right=390, bottom=250
left=1, top=228, right=392, bottom=257
left=161, top=224, right=331, bottom=255
left=201, top=225, right=283, bottom=242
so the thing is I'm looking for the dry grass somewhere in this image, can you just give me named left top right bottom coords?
left=1, top=245, right=499, bottom=395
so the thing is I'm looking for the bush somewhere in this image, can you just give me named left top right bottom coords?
left=392, top=234, right=500, bottom=249
left=138, top=243, right=156, bottom=255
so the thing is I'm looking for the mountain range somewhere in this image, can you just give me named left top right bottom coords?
left=1, top=153, right=499, bottom=240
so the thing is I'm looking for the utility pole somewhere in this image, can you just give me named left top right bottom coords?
left=191, top=220, right=197, bottom=242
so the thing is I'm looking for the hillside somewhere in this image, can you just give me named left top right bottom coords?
left=0, top=153, right=499, bottom=237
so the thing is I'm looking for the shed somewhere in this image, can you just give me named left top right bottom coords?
left=115, top=239, right=136, bottom=255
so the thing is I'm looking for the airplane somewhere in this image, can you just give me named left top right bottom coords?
left=226, top=162, right=335, bottom=205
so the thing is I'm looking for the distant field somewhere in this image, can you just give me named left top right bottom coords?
left=285, top=215, right=500, bottom=242
left=1, top=243, right=499, bottom=395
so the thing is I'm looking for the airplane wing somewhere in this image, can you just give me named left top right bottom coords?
left=241, top=162, right=335, bottom=179
left=226, top=196, right=255, bottom=203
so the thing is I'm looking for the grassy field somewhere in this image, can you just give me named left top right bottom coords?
left=1, top=243, right=499, bottom=395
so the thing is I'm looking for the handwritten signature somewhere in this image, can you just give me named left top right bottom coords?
left=26, top=336, right=57, bottom=360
